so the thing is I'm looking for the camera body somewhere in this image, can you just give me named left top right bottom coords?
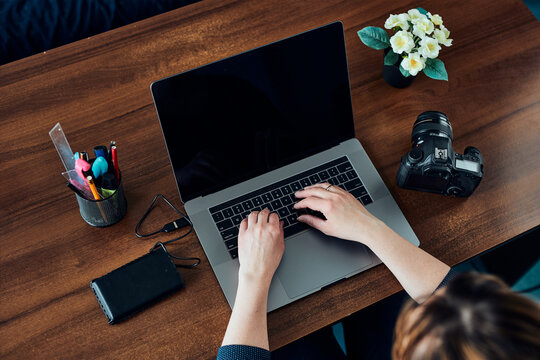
left=397, top=111, right=484, bottom=197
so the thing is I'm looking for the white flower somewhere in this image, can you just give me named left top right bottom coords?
left=408, top=9, right=428, bottom=24
left=384, top=13, right=410, bottom=31
left=390, top=30, right=415, bottom=54
left=427, top=12, right=443, bottom=26
left=412, top=18, right=435, bottom=38
left=418, top=37, right=441, bottom=58
left=401, top=53, right=425, bottom=76
left=433, top=25, right=453, bottom=46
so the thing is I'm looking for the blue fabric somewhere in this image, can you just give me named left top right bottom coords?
left=217, top=345, right=270, bottom=360
left=0, top=0, right=199, bottom=65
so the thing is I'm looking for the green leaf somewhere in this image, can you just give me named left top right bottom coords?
left=384, top=49, right=399, bottom=65
left=423, top=58, right=448, bottom=81
left=399, top=64, right=410, bottom=77
left=417, top=7, right=428, bottom=15
left=357, top=27, right=390, bottom=50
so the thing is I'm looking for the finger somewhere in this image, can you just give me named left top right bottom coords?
left=268, top=212, right=280, bottom=225
left=239, top=217, right=248, bottom=233
left=304, top=182, right=332, bottom=190
left=295, top=186, right=337, bottom=200
left=298, top=214, right=327, bottom=231
left=258, top=208, right=271, bottom=222
left=294, top=197, right=329, bottom=213
left=248, top=211, right=259, bottom=225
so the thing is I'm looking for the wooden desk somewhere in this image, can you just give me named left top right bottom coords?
left=1, top=0, right=538, bottom=358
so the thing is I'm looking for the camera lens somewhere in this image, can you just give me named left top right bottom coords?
left=412, top=111, right=453, bottom=143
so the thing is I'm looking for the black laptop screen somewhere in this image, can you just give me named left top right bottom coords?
left=152, top=22, right=355, bottom=202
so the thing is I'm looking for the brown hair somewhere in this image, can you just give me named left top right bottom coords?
left=392, top=272, right=540, bottom=360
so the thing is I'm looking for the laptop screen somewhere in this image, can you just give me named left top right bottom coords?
left=152, top=22, right=355, bottom=202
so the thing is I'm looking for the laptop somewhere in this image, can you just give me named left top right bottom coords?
left=150, top=21, right=419, bottom=312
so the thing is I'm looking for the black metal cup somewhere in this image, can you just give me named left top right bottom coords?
left=75, top=176, right=127, bottom=227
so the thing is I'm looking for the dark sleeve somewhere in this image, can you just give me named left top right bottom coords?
left=217, top=345, right=271, bottom=360
left=435, top=268, right=458, bottom=291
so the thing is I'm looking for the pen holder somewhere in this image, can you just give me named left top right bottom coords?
left=75, top=177, right=127, bottom=227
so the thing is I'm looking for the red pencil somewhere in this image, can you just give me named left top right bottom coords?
left=111, top=145, right=120, bottom=181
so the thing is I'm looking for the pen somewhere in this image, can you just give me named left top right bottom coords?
left=86, top=176, right=101, bottom=201
left=111, top=145, right=120, bottom=180
left=108, top=141, right=116, bottom=166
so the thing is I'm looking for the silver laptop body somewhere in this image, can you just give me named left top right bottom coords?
left=151, top=22, right=419, bottom=312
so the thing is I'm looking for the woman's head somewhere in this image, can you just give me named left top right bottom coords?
left=393, top=272, right=540, bottom=360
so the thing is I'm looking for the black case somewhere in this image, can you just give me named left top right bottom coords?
left=90, top=247, right=184, bottom=324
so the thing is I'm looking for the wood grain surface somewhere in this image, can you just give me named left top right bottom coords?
left=1, top=0, right=539, bottom=358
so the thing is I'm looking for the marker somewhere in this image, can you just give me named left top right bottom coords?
left=75, top=158, right=91, bottom=181
left=92, top=156, right=109, bottom=178
left=111, top=145, right=120, bottom=180
left=86, top=176, right=101, bottom=201
left=94, top=146, right=108, bottom=159
left=100, top=173, right=117, bottom=198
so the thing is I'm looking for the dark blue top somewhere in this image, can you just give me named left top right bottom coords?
left=216, top=268, right=457, bottom=360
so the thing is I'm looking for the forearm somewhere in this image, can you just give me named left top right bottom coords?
left=364, top=221, right=450, bottom=303
left=221, top=276, right=270, bottom=349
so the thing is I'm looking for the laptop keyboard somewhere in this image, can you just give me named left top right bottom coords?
left=209, top=156, right=372, bottom=259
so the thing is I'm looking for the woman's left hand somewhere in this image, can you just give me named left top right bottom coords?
left=237, top=208, right=285, bottom=286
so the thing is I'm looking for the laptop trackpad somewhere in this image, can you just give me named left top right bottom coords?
left=276, top=229, right=373, bottom=299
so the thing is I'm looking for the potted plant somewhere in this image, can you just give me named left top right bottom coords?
left=358, top=8, right=452, bottom=88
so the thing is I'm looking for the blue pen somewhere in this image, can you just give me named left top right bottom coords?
left=94, top=145, right=108, bottom=159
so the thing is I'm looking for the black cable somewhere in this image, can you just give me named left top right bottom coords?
left=135, top=194, right=189, bottom=238
left=135, top=194, right=200, bottom=269
left=151, top=242, right=200, bottom=268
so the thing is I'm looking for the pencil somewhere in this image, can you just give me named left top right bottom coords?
left=86, top=176, right=101, bottom=200
left=87, top=175, right=109, bottom=223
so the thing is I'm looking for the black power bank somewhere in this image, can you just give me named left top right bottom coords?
left=91, top=247, right=184, bottom=324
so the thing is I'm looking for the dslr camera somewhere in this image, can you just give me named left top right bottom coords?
left=397, top=111, right=484, bottom=197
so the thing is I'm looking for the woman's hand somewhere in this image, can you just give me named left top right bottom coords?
left=294, top=182, right=385, bottom=247
left=295, top=182, right=451, bottom=303
left=222, top=209, right=284, bottom=349
left=237, top=209, right=285, bottom=286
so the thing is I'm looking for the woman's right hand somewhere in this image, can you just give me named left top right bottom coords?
left=296, top=183, right=452, bottom=304
left=294, top=182, right=387, bottom=247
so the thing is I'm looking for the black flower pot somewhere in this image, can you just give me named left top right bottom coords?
left=382, top=48, right=415, bottom=88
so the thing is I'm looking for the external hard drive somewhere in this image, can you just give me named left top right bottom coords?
left=90, top=247, right=184, bottom=324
